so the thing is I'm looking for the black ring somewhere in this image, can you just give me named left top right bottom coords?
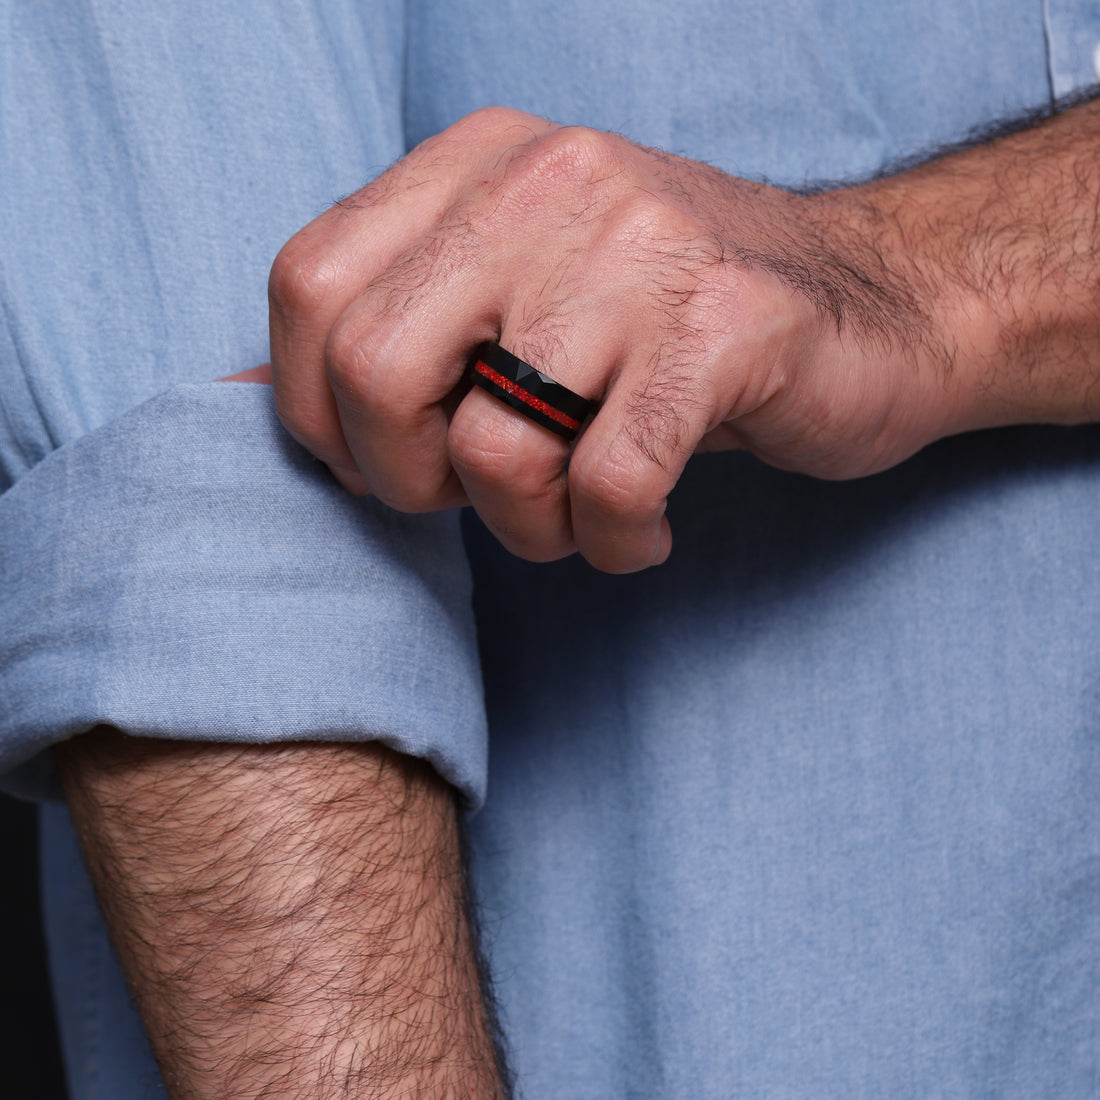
left=469, top=342, right=595, bottom=442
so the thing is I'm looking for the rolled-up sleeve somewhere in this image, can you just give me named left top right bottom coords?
left=0, top=382, right=487, bottom=805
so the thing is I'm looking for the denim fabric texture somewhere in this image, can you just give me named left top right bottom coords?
left=0, top=0, right=404, bottom=488
left=2, top=0, right=1099, bottom=1095
left=466, top=427, right=1100, bottom=1097
left=1045, top=0, right=1100, bottom=97
left=1, top=384, right=486, bottom=803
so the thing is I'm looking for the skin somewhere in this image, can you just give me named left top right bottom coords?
left=269, top=100, right=1100, bottom=574
left=57, top=731, right=509, bottom=1099
left=58, top=96, right=1100, bottom=1096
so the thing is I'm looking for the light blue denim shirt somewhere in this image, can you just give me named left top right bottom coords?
left=3, top=0, right=1099, bottom=1095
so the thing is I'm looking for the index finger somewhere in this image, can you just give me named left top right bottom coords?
left=268, top=166, right=449, bottom=490
left=268, top=109, right=558, bottom=491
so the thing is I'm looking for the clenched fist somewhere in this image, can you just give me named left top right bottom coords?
left=270, top=103, right=1100, bottom=572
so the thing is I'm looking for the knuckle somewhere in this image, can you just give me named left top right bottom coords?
left=498, top=127, right=627, bottom=219
left=448, top=405, right=554, bottom=498
left=323, top=319, right=394, bottom=408
left=438, top=107, right=555, bottom=182
left=527, top=126, right=622, bottom=188
left=448, top=405, right=571, bottom=563
left=268, top=235, right=342, bottom=319
left=456, top=105, right=539, bottom=141
left=571, top=437, right=664, bottom=523
left=571, top=440, right=672, bottom=575
left=448, top=406, right=522, bottom=483
left=609, top=189, right=678, bottom=247
left=612, top=200, right=716, bottom=286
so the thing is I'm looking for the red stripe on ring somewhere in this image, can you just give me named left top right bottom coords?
left=474, top=360, right=582, bottom=432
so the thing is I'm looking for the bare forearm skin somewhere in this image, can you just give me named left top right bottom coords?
left=816, top=93, right=1100, bottom=436
left=682, top=91, right=1100, bottom=483
left=56, top=729, right=508, bottom=1099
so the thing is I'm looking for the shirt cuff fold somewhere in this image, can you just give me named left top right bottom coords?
left=0, top=383, right=487, bottom=805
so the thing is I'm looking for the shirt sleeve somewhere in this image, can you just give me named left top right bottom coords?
left=0, top=382, right=487, bottom=806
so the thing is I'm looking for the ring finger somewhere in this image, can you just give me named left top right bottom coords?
left=448, top=326, right=617, bottom=562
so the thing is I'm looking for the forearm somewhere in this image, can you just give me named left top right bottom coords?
left=817, top=93, right=1100, bottom=434
left=266, top=96, right=1100, bottom=570
left=56, top=729, right=506, bottom=1099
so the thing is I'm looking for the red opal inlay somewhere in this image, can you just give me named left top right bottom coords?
left=474, top=360, right=582, bottom=432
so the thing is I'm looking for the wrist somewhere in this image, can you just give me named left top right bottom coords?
left=842, top=100, right=1100, bottom=435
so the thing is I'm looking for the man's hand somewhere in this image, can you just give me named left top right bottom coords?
left=57, top=730, right=507, bottom=1099
left=270, top=102, right=1100, bottom=574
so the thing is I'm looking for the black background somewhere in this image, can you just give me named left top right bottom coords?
left=2, top=793, right=68, bottom=1098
